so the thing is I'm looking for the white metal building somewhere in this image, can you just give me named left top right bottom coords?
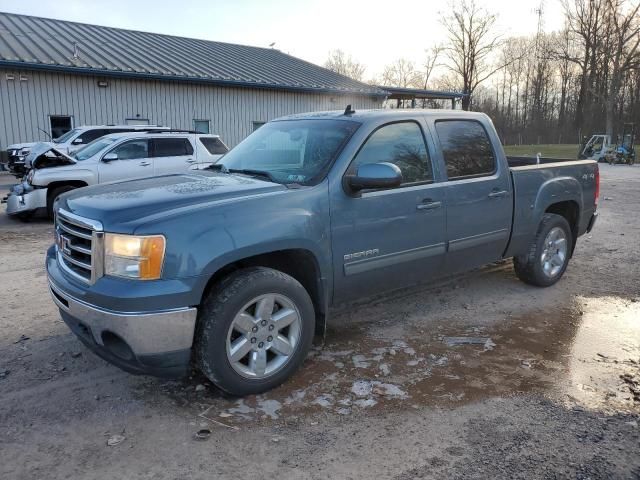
left=0, top=12, right=386, bottom=151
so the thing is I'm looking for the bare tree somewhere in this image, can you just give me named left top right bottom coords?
left=421, top=45, right=444, bottom=89
left=440, top=0, right=503, bottom=110
left=381, top=58, right=422, bottom=88
left=324, top=49, right=366, bottom=81
left=603, top=0, right=640, bottom=136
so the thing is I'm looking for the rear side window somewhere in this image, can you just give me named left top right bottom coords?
left=435, top=120, right=496, bottom=179
left=199, top=137, right=229, bottom=155
left=153, top=138, right=194, bottom=157
left=351, top=121, right=433, bottom=185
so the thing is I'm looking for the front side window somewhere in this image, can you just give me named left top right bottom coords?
left=219, top=119, right=359, bottom=185
left=153, top=138, right=193, bottom=157
left=350, top=121, right=433, bottom=185
left=110, top=139, right=149, bottom=160
left=77, top=129, right=106, bottom=144
left=73, top=138, right=117, bottom=161
left=435, top=120, right=496, bottom=179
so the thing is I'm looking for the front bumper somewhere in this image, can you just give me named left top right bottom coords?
left=47, top=265, right=198, bottom=378
left=5, top=185, right=47, bottom=216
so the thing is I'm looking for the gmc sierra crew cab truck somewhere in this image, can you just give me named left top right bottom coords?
left=46, top=109, right=599, bottom=396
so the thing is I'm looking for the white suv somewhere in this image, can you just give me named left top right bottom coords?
left=3, top=125, right=170, bottom=177
left=5, top=131, right=228, bottom=219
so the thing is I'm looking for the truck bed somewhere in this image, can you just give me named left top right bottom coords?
left=505, top=158, right=599, bottom=258
left=507, top=156, right=577, bottom=168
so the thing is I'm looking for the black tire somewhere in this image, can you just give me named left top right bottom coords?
left=47, top=185, right=75, bottom=219
left=195, top=267, right=315, bottom=396
left=513, top=213, right=573, bottom=287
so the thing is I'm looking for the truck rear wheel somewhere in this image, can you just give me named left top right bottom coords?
left=513, top=213, right=572, bottom=287
left=195, top=267, right=315, bottom=396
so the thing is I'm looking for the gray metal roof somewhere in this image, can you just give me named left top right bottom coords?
left=0, top=12, right=386, bottom=97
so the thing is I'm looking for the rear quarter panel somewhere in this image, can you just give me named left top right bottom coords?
left=505, top=160, right=598, bottom=257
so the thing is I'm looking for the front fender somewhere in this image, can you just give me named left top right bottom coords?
left=33, top=168, right=97, bottom=187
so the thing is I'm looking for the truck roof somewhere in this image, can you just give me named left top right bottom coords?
left=275, top=108, right=490, bottom=123
left=99, top=131, right=221, bottom=141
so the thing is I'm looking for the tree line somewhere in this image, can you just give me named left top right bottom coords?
left=324, top=0, right=640, bottom=145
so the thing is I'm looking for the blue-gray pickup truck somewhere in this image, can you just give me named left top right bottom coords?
left=46, top=109, right=599, bottom=395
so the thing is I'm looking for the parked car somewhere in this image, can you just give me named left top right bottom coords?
left=46, top=109, right=599, bottom=396
left=5, top=131, right=228, bottom=218
left=2, top=125, right=170, bottom=177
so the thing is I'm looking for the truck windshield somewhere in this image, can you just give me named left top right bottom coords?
left=53, top=128, right=81, bottom=143
left=73, top=138, right=117, bottom=161
left=218, top=119, right=360, bottom=185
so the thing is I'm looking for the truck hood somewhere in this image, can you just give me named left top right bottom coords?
left=62, top=172, right=287, bottom=230
left=27, top=144, right=76, bottom=169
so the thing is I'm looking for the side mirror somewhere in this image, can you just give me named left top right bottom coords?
left=72, top=138, right=83, bottom=145
left=102, top=152, right=118, bottom=162
left=347, top=162, right=402, bottom=192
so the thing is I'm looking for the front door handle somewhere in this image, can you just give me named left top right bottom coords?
left=417, top=200, right=442, bottom=210
left=139, top=161, right=151, bottom=166
left=488, top=190, right=508, bottom=198
left=185, top=159, right=196, bottom=164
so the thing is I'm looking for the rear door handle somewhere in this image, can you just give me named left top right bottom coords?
left=186, top=158, right=196, bottom=164
left=488, top=190, right=508, bottom=198
left=139, top=161, right=151, bottom=166
left=417, top=200, right=442, bottom=210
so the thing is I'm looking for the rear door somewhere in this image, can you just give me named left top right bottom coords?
left=151, top=137, right=196, bottom=175
left=331, top=119, right=447, bottom=303
left=430, top=118, right=513, bottom=272
left=97, top=139, right=153, bottom=183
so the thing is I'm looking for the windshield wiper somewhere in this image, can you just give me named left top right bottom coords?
left=227, top=168, right=279, bottom=183
left=207, top=164, right=279, bottom=183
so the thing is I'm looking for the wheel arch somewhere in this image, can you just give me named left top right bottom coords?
left=199, top=248, right=329, bottom=337
left=544, top=200, right=580, bottom=254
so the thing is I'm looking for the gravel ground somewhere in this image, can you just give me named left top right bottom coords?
left=0, top=166, right=639, bottom=479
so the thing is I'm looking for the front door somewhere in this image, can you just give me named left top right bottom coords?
left=331, top=120, right=447, bottom=303
left=431, top=119, right=512, bottom=272
left=97, top=139, right=153, bottom=183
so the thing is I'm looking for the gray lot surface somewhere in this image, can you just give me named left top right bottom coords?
left=0, top=166, right=639, bottom=479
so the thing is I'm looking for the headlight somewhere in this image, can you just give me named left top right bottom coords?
left=19, top=148, right=30, bottom=157
left=104, top=233, right=166, bottom=280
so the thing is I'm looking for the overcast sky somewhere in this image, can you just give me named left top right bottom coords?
left=1, top=0, right=565, bottom=79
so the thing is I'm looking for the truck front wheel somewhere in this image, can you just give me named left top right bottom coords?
left=513, top=213, right=573, bottom=287
left=195, top=267, right=315, bottom=396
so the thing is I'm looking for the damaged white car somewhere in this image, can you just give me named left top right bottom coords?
left=4, top=131, right=228, bottom=219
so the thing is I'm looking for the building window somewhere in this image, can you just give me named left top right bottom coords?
left=125, top=118, right=150, bottom=125
left=252, top=121, right=265, bottom=131
left=193, top=120, right=210, bottom=134
left=49, top=115, right=73, bottom=140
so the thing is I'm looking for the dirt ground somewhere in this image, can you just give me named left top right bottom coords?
left=0, top=166, right=639, bottom=480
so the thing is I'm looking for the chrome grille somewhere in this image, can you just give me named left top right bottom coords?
left=55, top=209, right=104, bottom=284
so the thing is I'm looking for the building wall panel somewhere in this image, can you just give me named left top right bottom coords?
left=0, top=68, right=383, bottom=149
